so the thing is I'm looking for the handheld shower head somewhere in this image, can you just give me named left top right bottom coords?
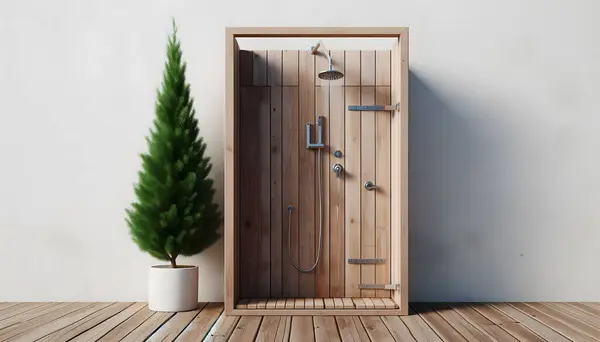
left=311, top=40, right=345, bottom=81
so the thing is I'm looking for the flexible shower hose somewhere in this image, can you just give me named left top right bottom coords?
left=287, top=148, right=324, bottom=273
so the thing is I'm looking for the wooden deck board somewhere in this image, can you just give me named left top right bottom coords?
left=0, top=302, right=598, bottom=341
left=176, top=302, right=223, bottom=341
left=147, top=303, right=205, bottom=341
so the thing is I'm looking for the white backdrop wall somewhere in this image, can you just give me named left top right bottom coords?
left=1, top=0, right=599, bottom=302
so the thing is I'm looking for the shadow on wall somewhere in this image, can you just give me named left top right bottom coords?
left=409, top=71, right=526, bottom=302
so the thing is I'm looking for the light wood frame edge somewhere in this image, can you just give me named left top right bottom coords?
left=230, top=308, right=405, bottom=316
left=224, top=27, right=409, bottom=316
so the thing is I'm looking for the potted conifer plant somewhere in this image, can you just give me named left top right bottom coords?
left=126, top=21, right=221, bottom=312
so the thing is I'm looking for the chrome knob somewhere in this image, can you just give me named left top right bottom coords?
left=364, top=181, right=376, bottom=191
left=332, top=164, right=344, bottom=177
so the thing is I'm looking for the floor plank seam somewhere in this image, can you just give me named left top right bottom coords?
left=507, top=302, right=579, bottom=340
left=67, top=302, right=136, bottom=341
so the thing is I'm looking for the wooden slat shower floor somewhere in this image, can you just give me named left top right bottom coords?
left=1, top=302, right=600, bottom=341
left=237, top=297, right=399, bottom=309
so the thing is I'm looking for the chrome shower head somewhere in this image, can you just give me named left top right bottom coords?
left=318, top=68, right=344, bottom=81
left=311, top=40, right=345, bottom=81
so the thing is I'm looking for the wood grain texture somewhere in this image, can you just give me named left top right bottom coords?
left=400, top=308, right=443, bottom=342
left=282, top=86, right=299, bottom=298
left=329, top=51, right=346, bottom=299
left=314, top=316, right=341, bottom=341
left=491, top=303, right=570, bottom=342
left=315, top=75, right=330, bottom=298
left=176, top=302, right=224, bottom=341
left=255, top=316, right=281, bottom=342
left=283, top=50, right=299, bottom=86
left=375, top=51, right=392, bottom=298
left=120, top=311, right=174, bottom=342
left=391, top=32, right=409, bottom=314
left=147, top=304, right=205, bottom=341
left=228, top=316, right=263, bottom=342
left=71, top=303, right=146, bottom=342
left=469, top=303, right=544, bottom=342
left=291, top=316, right=315, bottom=342
left=224, top=33, right=240, bottom=314
left=97, top=305, right=154, bottom=341
left=381, top=316, right=416, bottom=342
left=344, top=80, right=361, bottom=297
left=335, top=316, right=370, bottom=341
left=39, top=303, right=134, bottom=342
left=360, top=316, right=395, bottom=342
left=3, top=303, right=106, bottom=342
left=268, top=50, right=283, bottom=299
left=508, top=302, right=596, bottom=342
left=0, top=302, right=91, bottom=341
left=428, top=303, right=494, bottom=342
left=204, top=314, right=240, bottom=342
left=449, top=303, right=519, bottom=342
left=227, top=27, right=408, bottom=38
left=298, top=50, right=316, bottom=297
left=360, top=53, right=376, bottom=297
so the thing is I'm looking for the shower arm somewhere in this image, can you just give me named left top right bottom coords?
left=311, top=40, right=333, bottom=69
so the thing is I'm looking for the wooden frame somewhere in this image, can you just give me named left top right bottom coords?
left=225, top=27, right=409, bottom=316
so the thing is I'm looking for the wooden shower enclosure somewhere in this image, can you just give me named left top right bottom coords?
left=225, top=27, right=409, bottom=315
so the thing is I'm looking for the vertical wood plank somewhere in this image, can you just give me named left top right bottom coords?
left=361, top=50, right=376, bottom=86
left=240, top=85, right=260, bottom=298
left=344, top=51, right=361, bottom=298
left=360, top=51, right=376, bottom=298
left=391, top=32, right=409, bottom=314
left=360, top=88, right=376, bottom=298
left=298, top=50, right=316, bottom=297
left=228, top=316, right=262, bottom=342
left=360, top=316, right=395, bottom=342
left=268, top=50, right=283, bottom=298
left=344, top=51, right=360, bottom=86
left=291, top=317, right=315, bottom=342
left=399, top=32, right=410, bottom=314
left=283, top=50, right=299, bottom=86
left=282, top=85, right=299, bottom=296
left=316, top=60, right=330, bottom=297
left=253, top=50, right=268, bottom=86
left=295, top=298, right=305, bottom=309
left=376, top=50, right=391, bottom=86
left=285, top=298, right=295, bottom=309
left=375, top=52, right=392, bottom=298
left=314, top=316, right=341, bottom=342
left=256, top=52, right=271, bottom=298
left=276, top=298, right=286, bottom=309
left=329, top=51, right=345, bottom=298
left=204, top=314, right=240, bottom=341
left=240, top=50, right=253, bottom=86
left=255, top=316, right=281, bottom=342
left=225, top=37, right=240, bottom=312
left=324, top=298, right=335, bottom=309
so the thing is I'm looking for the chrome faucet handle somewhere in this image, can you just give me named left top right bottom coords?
left=364, top=181, right=376, bottom=191
left=332, top=163, right=344, bottom=177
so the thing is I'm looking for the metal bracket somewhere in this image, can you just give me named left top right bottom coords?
left=348, top=103, right=400, bottom=111
left=348, top=258, right=385, bottom=264
left=358, top=284, right=400, bottom=290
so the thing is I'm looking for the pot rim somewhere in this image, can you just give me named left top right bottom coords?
left=150, top=264, right=198, bottom=269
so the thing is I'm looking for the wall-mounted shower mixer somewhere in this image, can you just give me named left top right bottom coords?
left=332, top=163, right=344, bottom=177
left=364, top=181, right=377, bottom=191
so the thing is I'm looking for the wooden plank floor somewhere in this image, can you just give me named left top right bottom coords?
left=0, top=302, right=599, bottom=341
left=237, top=298, right=398, bottom=310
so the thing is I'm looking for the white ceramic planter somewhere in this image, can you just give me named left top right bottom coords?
left=148, top=265, right=198, bottom=312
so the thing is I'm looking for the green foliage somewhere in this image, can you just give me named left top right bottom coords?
left=126, top=21, right=221, bottom=267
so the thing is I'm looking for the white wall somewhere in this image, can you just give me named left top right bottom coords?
left=1, top=0, right=599, bottom=302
